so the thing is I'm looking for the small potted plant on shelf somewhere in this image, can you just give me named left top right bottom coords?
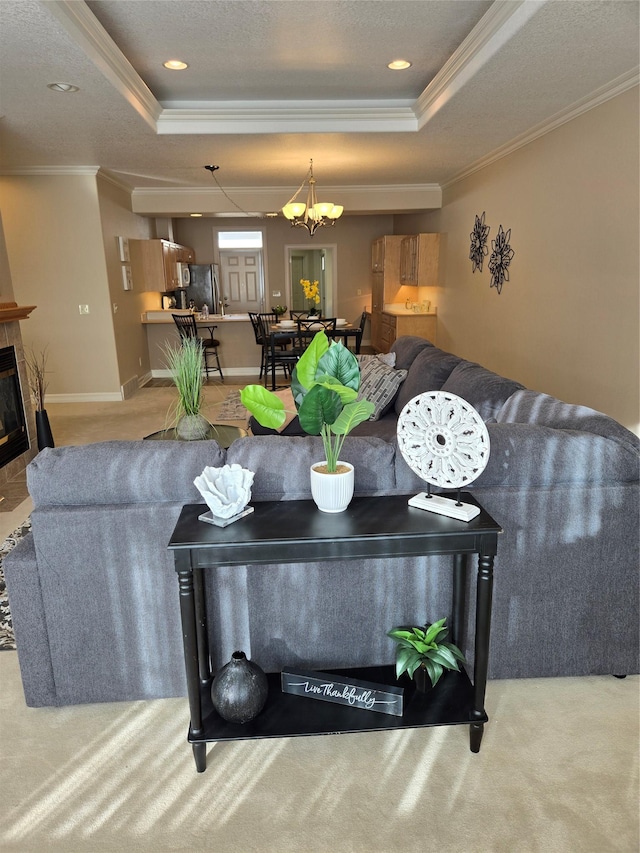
left=240, top=332, right=374, bottom=512
left=163, top=337, right=211, bottom=440
left=387, top=618, right=466, bottom=693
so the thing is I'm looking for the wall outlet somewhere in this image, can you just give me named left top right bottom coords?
left=79, top=304, right=89, bottom=314
left=357, top=289, right=362, bottom=296
left=112, top=303, right=118, bottom=314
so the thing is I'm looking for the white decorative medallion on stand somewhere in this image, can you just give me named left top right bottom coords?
left=397, top=391, right=490, bottom=522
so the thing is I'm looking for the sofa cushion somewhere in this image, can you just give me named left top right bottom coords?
left=357, top=359, right=407, bottom=420
left=390, top=336, right=434, bottom=371
left=227, top=435, right=396, bottom=500
left=26, top=440, right=227, bottom=507
left=440, top=361, right=524, bottom=421
left=394, top=347, right=462, bottom=416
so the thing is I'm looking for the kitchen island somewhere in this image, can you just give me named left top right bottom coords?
left=142, top=310, right=257, bottom=376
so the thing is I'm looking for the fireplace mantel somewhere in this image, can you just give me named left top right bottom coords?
left=0, top=301, right=37, bottom=323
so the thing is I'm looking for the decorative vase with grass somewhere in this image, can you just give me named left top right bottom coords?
left=163, top=337, right=210, bottom=440
left=272, top=304, right=287, bottom=318
left=240, top=332, right=374, bottom=512
left=26, top=346, right=54, bottom=450
left=387, top=618, right=466, bottom=693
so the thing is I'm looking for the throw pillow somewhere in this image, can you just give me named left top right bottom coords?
left=357, top=352, right=397, bottom=368
left=357, top=360, right=407, bottom=421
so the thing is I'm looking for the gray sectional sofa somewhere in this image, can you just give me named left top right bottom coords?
left=5, top=336, right=639, bottom=707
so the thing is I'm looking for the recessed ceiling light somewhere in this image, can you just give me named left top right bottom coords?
left=387, top=59, right=411, bottom=70
left=190, top=213, right=203, bottom=217
left=47, top=82, right=79, bottom=92
left=163, top=59, right=188, bottom=70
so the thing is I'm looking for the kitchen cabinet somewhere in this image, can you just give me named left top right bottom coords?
left=130, top=239, right=196, bottom=292
left=378, top=311, right=437, bottom=351
left=399, top=233, right=440, bottom=287
left=370, top=235, right=410, bottom=351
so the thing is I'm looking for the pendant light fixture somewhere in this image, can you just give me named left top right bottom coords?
left=282, top=160, right=343, bottom=236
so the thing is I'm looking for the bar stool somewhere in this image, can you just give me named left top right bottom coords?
left=172, top=314, right=224, bottom=382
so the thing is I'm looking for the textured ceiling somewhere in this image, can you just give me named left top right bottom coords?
left=0, top=0, right=637, bottom=214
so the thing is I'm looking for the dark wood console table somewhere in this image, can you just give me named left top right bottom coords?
left=168, top=493, right=501, bottom=772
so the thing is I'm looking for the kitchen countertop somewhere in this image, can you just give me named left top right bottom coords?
left=381, top=309, right=437, bottom=317
left=142, top=310, right=249, bottom=323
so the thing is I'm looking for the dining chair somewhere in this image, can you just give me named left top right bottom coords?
left=290, top=309, right=323, bottom=321
left=342, top=311, right=367, bottom=354
left=260, top=316, right=303, bottom=390
left=297, top=317, right=337, bottom=349
left=172, top=313, right=224, bottom=381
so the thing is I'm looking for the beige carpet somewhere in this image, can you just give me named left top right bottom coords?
left=1, top=652, right=637, bottom=853
left=2, top=384, right=638, bottom=852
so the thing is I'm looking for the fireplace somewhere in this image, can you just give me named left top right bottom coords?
left=0, top=346, right=29, bottom=467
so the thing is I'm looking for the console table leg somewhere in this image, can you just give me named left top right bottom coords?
left=470, top=722, right=484, bottom=753
left=176, top=555, right=206, bottom=771
left=193, top=742, right=207, bottom=773
left=451, top=553, right=467, bottom=647
left=470, top=552, right=494, bottom=753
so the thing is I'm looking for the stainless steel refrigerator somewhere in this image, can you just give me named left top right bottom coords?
left=187, top=264, right=221, bottom=313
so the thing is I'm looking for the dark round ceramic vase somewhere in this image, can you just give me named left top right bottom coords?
left=210, top=650, right=268, bottom=724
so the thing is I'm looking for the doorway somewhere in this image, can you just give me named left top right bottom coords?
left=216, top=230, right=266, bottom=313
left=286, top=246, right=336, bottom=316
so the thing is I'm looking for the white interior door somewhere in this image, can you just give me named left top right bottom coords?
left=219, top=250, right=264, bottom=313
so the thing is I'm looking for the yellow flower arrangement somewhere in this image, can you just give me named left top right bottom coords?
left=300, top=278, right=320, bottom=305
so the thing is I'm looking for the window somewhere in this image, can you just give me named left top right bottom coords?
left=218, top=231, right=263, bottom=249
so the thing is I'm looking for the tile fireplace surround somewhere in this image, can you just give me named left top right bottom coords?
left=0, top=320, right=37, bottom=488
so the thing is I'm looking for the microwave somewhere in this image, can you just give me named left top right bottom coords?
left=176, top=263, right=191, bottom=288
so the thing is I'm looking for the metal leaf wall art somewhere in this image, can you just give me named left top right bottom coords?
left=488, top=224, right=515, bottom=295
left=469, top=211, right=490, bottom=273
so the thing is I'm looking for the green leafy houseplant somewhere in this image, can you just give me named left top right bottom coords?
left=240, top=332, right=374, bottom=472
left=387, top=618, right=466, bottom=688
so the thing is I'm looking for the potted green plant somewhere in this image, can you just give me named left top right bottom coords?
left=387, top=618, right=466, bottom=692
left=163, top=337, right=210, bottom=440
left=240, top=332, right=374, bottom=511
left=271, top=304, right=287, bottom=318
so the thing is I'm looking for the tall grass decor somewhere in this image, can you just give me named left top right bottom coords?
left=163, top=337, right=210, bottom=440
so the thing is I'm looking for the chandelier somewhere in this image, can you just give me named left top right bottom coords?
left=282, top=160, right=343, bottom=236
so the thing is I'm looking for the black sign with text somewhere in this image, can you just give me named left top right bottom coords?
left=281, top=668, right=404, bottom=717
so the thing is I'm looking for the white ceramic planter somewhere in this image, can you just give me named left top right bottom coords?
left=309, top=461, right=355, bottom=513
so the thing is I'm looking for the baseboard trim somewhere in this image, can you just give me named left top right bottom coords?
left=151, top=367, right=260, bottom=378
left=47, top=392, right=123, bottom=403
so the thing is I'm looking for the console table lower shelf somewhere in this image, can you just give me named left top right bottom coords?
left=191, top=665, right=486, bottom=746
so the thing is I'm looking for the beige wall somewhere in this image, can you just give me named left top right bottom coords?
left=0, top=174, right=122, bottom=398
left=96, top=175, right=155, bottom=391
left=0, top=174, right=157, bottom=400
left=395, top=87, right=639, bottom=434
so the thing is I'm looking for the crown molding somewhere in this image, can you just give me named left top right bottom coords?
left=0, top=166, right=100, bottom=176
left=157, top=102, right=417, bottom=134
left=415, top=0, right=546, bottom=127
left=45, top=0, right=161, bottom=130
left=442, top=67, right=640, bottom=188
left=131, top=183, right=442, bottom=216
